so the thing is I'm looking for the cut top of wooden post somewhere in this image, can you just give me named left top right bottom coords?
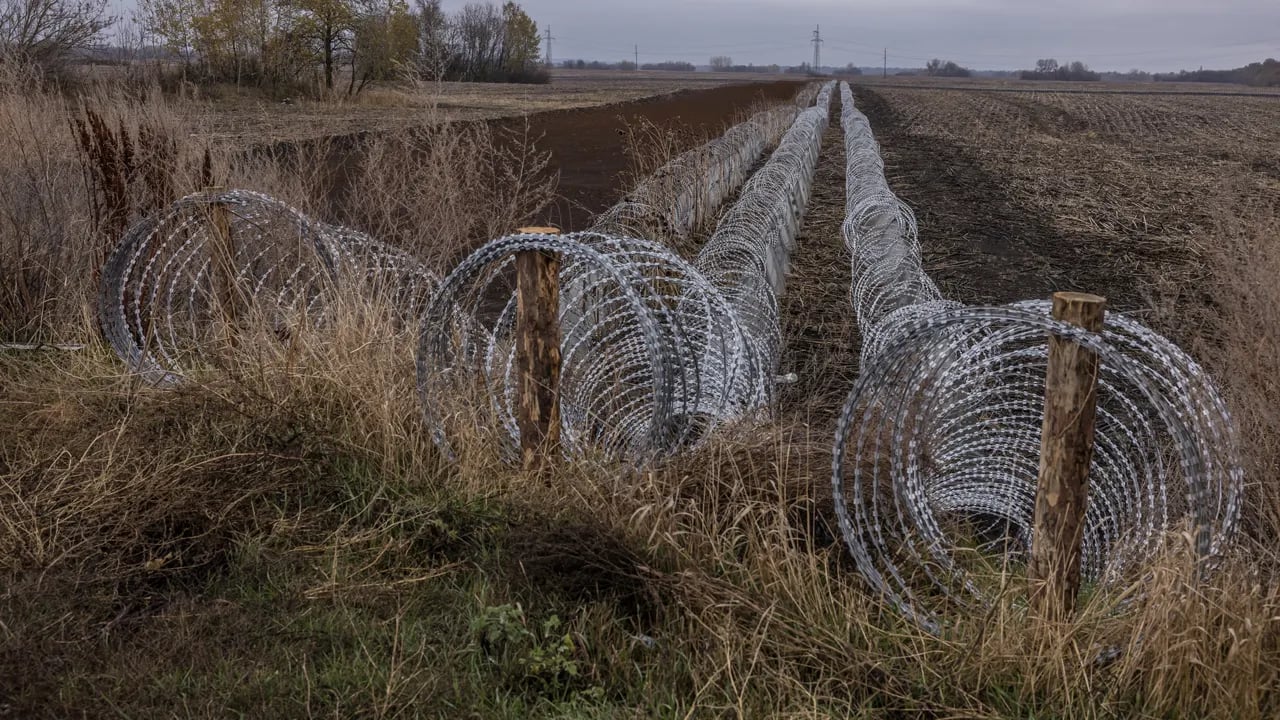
left=517, top=226, right=561, bottom=235
left=1051, top=292, right=1107, bottom=327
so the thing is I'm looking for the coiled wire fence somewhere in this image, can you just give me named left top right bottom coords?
left=93, top=82, right=1244, bottom=628
left=417, top=82, right=837, bottom=461
left=831, top=81, right=1242, bottom=627
left=592, top=105, right=798, bottom=242
left=97, top=91, right=816, bottom=393
left=98, top=189, right=437, bottom=384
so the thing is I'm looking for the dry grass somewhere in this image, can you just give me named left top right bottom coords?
left=194, top=70, right=796, bottom=144
left=1187, top=193, right=1280, bottom=540
left=2, top=73, right=1280, bottom=717
left=232, top=118, right=556, bottom=270
left=0, top=65, right=217, bottom=341
left=4, top=324, right=1279, bottom=716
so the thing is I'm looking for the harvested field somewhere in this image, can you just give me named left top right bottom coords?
left=198, top=70, right=805, bottom=143
left=851, top=84, right=1280, bottom=328
left=250, top=79, right=807, bottom=233
left=852, top=75, right=1280, bottom=96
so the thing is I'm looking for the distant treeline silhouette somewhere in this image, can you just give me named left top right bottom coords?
left=1154, top=59, right=1280, bottom=87
left=926, top=59, right=971, bottom=78
left=560, top=60, right=696, bottom=72
left=1020, top=59, right=1100, bottom=82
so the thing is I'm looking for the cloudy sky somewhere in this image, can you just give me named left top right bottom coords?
left=443, top=0, right=1279, bottom=72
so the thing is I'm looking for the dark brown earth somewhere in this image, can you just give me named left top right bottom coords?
left=845, top=84, right=1280, bottom=323
left=260, top=80, right=806, bottom=235
left=850, top=85, right=1088, bottom=308
left=777, top=90, right=859, bottom=423
left=499, top=80, right=808, bottom=230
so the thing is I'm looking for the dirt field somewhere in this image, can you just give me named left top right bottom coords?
left=197, top=70, right=805, bottom=144
left=853, top=75, right=1280, bottom=96
left=250, top=78, right=808, bottom=233
left=846, top=83, right=1280, bottom=334
left=514, top=79, right=807, bottom=229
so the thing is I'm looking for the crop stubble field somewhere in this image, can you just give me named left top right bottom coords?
left=5, top=72, right=1280, bottom=717
left=198, top=69, right=805, bottom=143
left=853, top=84, right=1280, bottom=314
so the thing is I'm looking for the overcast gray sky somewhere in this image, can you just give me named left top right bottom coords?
left=447, top=0, right=1279, bottom=72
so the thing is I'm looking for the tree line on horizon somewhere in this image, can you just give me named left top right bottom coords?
left=0, top=0, right=549, bottom=91
left=5, top=1, right=1278, bottom=91
left=1153, top=58, right=1280, bottom=87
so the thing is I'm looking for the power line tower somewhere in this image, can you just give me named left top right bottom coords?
left=811, top=25, right=823, bottom=72
left=544, top=26, right=555, bottom=68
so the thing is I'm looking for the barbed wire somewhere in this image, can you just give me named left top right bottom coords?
left=592, top=105, right=798, bottom=242
left=98, top=189, right=436, bottom=384
left=839, top=82, right=956, bottom=364
left=96, top=87, right=828, bottom=396
left=831, top=81, right=1243, bottom=627
left=693, top=82, right=835, bottom=404
left=92, top=84, right=1245, bottom=623
left=418, top=82, right=837, bottom=461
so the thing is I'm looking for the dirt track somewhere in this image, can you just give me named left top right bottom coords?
left=777, top=91, right=857, bottom=423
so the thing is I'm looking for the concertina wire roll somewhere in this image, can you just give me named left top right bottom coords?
left=831, top=81, right=1242, bottom=627
left=94, top=81, right=1242, bottom=628
left=98, top=189, right=437, bottom=384
left=417, top=82, right=837, bottom=461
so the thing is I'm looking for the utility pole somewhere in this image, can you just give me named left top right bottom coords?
left=635, top=44, right=639, bottom=70
left=883, top=48, right=887, bottom=78
left=811, top=25, right=823, bottom=73
left=544, top=26, right=555, bottom=68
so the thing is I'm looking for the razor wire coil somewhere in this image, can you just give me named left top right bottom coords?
left=418, top=82, right=837, bottom=461
left=98, top=189, right=437, bottom=384
left=831, top=82, right=1243, bottom=627
left=593, top=105, right=798, bottom=241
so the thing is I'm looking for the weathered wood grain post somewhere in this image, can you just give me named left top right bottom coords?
left=205, top=192, right=239, bottom=342
left=1029, top=291, right=1107, bottom=621
left=514, top=227, right=562, bottom=473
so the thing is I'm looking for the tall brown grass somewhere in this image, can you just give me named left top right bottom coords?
left=2, top=72, right=1279, bottom=718
left=4, top=317, right=1278, bottom=715
left=0, top=63, right=218, bottom=341
left=0, top=62, right=556, bottom=344
left=1188, top=184, right=1280, bottom=542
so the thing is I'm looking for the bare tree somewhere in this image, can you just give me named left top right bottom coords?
left=138, top=0, right=201, bottom=78
left=0, top=0, right=115, bottom=74
left=709, top=55, right=732, bottom=70
left=113, top=13, right=144, bottom=65
left=413, top=0, right=448, bottom=80
left=452, top=2, right=502, bottom=81
left=926, top=58, right=969, bottom=77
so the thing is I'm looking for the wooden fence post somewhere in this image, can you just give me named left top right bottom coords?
left=514, top=227, right=562, bottom=473
left=206, top=194, right=239, bottom=341
left=1029, top=291, right=1107, bottom=621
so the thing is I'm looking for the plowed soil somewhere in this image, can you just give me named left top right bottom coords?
left=504, top=80, right=807, bottom=229
left=847, top=84, right=1280, bottom=343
